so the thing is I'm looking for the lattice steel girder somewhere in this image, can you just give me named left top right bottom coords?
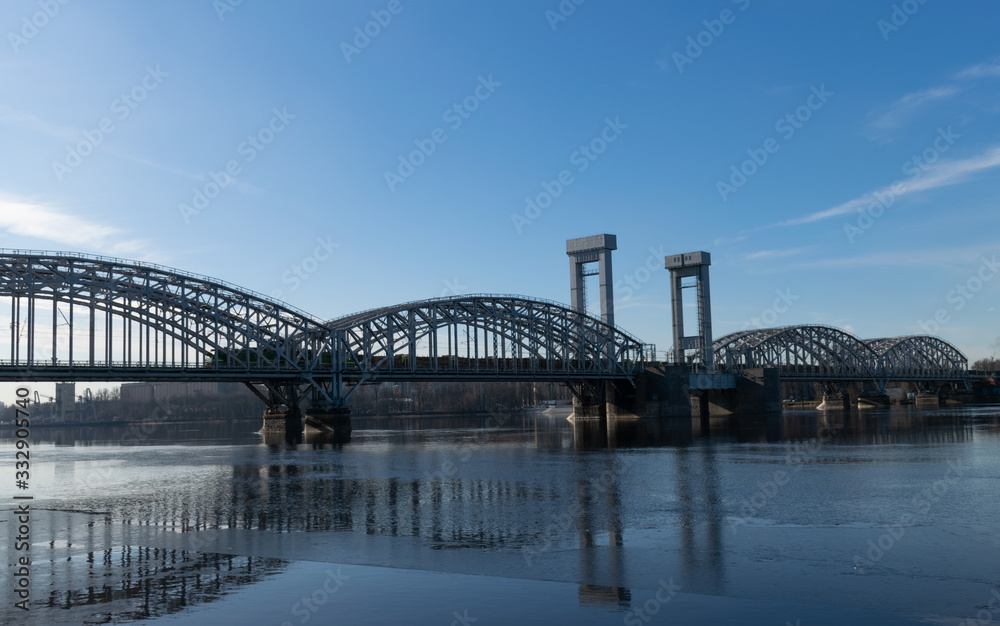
left=1, top=254, right=650, bottom=403
left=327, top=295, right=646, bottom=380
left=0, top=252, right=329, bottom=390
left=713, top=324, right=969, bottom=385
left=865, top=335, right=969, bottom=389
left=714, top=325, right=877, bottom=377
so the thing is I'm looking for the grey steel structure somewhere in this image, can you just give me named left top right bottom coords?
left=713, top=325, right=970, bottom=391
left=567, top=234, right=616, bottom=327
left=665, top=251, right=713, bottom=368
left=0, top=251, right=648, bottom=413
left=0, top=250, right=972, bottom=412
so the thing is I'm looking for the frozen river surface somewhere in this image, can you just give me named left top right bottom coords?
left=2, top=406, right=1000, bottom=625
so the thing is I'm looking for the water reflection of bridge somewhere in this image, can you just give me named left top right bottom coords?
left=0, top=507, right=286, bottom=622
left=14, top=410, right=994, bottom=615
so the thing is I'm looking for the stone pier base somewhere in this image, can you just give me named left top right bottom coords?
left=857, top=394, right=891, bottom=409
left=569, top=397, right=606, bottom=421
left=304, top=406, right=352, bottom=438
left=915, top=393, right=941, bottom=407
left=260, top=407, right=303, bottom=433
left=816, top=394, right=849, bottom=411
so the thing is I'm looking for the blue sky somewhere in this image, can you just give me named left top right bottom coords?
left=1, top=0, right=1000, bottom=385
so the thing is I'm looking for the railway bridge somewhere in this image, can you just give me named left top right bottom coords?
left=0, top=250, right=647, bottom=434
left=0, top=245, right=975, bottom=433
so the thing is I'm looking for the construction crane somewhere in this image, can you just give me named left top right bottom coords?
left=33, top=390, right=55, bottom=421
left=77, top=388, right=98, bottom=422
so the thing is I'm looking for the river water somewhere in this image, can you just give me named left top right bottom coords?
left=2, top=405, right=1000, bottom=625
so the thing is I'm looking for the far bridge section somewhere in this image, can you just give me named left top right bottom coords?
left=713, top=325, right=971, bottom=409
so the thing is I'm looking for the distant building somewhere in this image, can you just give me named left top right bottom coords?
left=120, top=382, right=231, bottom=404
left=55, top=382, right=75, bottom=421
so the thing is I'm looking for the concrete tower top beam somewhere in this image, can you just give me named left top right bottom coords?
left=665, top=251, right=710, bottom=269
left=567, top=234, right=617, bottom=254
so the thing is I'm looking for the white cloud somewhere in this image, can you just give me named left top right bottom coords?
left=0, top=195, right=152, bottom=257
left=712, top=235, right=748, bottom=246
left=745, top=247, right=808, bottom=261
left=956, top=62, right=1000, bottom=80
left=771, top=145, right=1000, bottom=227
left=867, top=86, right=960, bottom=133
left=0, top=105, right=77, bottom=142
left=782, top=246, right=995, bottom=272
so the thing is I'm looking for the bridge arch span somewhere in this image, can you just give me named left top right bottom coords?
left=326, top=294, right=648, bottom=386
left=866, top=336, right=968, bottom=381
left=714, top=325, right=879, bottom=379
left=1, top=252, right=650, bottom=410
left=0, top=250, right=330, bottom=376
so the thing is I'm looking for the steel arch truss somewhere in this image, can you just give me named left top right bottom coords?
left=714, top=325, right=879, bottom=381
left=714, top=325, right=970, bottom=389
left=1, top=253, right=649, bottom=407
left=0, top=252, right=332, bottom=386
left=327, top=295, right=647, bottom=395
left=866, top=336, right=969, bottom=387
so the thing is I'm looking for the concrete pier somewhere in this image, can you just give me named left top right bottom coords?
left=601, top=365, right=692, bottom=420
left=304, top=406, right=352, bottom=438
left=915, top=393, right=941, bottom=407
left=857, top=394, right=891, bottom=409
left=570, top=397, right=606, bottom=420
left=701, top=368, right=781, bottom=415
left=260, top=407, right=302, bottom=433
left=816, top=395, right=849, bottom=411
left=570, top=365, right=780, bottom=421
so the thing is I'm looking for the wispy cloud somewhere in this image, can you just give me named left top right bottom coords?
left=745, top=247, right=808, bottom=261
left=956, top=62, right=1000, bottom=80
left=774, top=246, right=995, bottom=273
left=771, top=145, right=1000, bottom=228
left=713, top=235, right=748, bottom=246
left=0, top=106, right=262, bottom=196
left=0, top=104, right=77, bottom=142
left=0, top=195, right=153, bottom=258
left=867, top=86, right=960, bottom=133
left=867, top=60, right=1000, bottom=137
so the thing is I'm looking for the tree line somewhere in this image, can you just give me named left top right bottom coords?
left=1, top=380, right=570, bottom=423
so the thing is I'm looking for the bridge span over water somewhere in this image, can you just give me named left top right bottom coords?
left=0, top=251, right=647, bottom=421
left=0, top=250, right=974, bottom=429
left=714, top=325, right=970, bottom=392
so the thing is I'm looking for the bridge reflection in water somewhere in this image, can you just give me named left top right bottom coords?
left=8, top=408, right=994, bottom=621
left=0, top=507, right=287, bottom=624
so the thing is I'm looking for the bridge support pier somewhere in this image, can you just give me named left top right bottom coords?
left=304, top=405, right=352, bottom=439
left=817, top=395, right=849, bottom=411
left=570, top=382, right=607, bottom=421
left=698, top=368, right=781, bottom=415
left=914, top=393, right=940, bottom=407
left=261, top=407, right=303, bottom=434
left=857, top=394, right=891, bottom=409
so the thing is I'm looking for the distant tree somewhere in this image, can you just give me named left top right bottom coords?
left=972, top=357, right=1000, bottom=372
